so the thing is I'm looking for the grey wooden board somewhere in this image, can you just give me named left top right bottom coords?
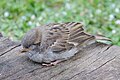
left=0, top=37, right=120, bottom=80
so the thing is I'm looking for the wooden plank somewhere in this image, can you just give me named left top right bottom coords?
left=0, top=35, right=120, bottom=80
left=0, top=37, right=20, bottom=57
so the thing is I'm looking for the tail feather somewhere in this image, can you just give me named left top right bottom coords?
left=76, top=36, right=95, bottom=49
left=76, top=34, right=112, bottom=49
left=95, top=34, right=111, bottom=41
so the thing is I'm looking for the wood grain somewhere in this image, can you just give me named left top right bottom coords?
left=0, top=35, right=120, bottom=80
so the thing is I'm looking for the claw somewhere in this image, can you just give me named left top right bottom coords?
left=42, top=60, right=62, bottom=66
left=42, top=63, right=53, bottom=67
left=50, top=60, right=61, bottom=65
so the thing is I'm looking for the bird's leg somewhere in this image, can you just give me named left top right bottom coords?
left=50, top=60, right=63, bottom=65
left=42, top=60, right=63, bottom=66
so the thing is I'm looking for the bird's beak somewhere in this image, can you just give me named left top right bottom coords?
left=20, top=48, right=31, bottom=53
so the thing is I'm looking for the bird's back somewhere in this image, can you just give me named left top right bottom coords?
left=40, top=22, right=95, bottom=54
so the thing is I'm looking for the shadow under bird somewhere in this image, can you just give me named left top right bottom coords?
left=21, top=22, right=110, bottom=66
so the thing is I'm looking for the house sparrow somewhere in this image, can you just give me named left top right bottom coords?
left=21, top=22, right=104, bottom=66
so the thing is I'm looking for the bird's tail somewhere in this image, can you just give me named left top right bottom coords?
left=94, top=34, right=111, bottom=41
left=76, top=34, right=112, bottom=49
left=94, top=34, right=112, bottom=44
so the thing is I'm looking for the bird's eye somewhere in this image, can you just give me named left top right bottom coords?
left=25, top=45, right=30, bottom=48
left=49, top=32, right=54, bottom=35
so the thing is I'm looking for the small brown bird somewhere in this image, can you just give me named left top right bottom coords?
left=21, top=22, right=108, bottom=66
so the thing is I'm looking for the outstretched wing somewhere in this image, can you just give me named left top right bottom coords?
left=44, top=22, right=95, bottom=53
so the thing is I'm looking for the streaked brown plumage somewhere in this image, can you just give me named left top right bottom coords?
left=21, top=22, right=108, bottom=66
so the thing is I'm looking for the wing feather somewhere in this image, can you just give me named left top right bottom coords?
left=43, top=22, right=95, bottom=53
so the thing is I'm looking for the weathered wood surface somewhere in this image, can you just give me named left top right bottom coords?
left=0, top=35, right=120, bottom=80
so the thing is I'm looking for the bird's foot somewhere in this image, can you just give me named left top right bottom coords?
left=42, top=60, right=62, bottom=66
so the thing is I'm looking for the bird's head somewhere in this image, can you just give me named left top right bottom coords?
left=21, top=44, right=37, bottom=53
left=20, top=27, right=42, bottom=53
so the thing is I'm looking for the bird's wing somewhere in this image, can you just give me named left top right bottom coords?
left=67, top=22, right=95, bottom=47
left=44, top=22, right=95, bottom=53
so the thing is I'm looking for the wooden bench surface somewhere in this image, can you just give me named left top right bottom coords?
left=0, top=35, right=120, bottom=80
